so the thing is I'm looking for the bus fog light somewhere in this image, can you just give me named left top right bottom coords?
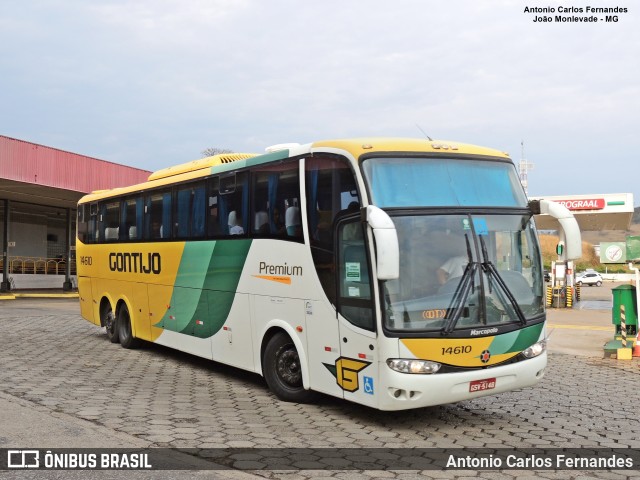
left=387, top=358, right=441, bottom=374
left=522, top=340, right=546, bottom=359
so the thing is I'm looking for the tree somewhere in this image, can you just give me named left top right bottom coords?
left=539, top=234, right=600, bottom=271
left=201, top=147, right=234, bottom=158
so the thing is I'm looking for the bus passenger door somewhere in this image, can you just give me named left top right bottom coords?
left=335, top=218, right=378, bottom=408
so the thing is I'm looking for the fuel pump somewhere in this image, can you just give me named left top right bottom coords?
left=549, top=258, right=576, bottom=308
left=533, top=200, right=582, bottom=309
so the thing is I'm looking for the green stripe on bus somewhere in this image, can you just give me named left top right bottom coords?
left=490, top=323, right=544, bottom=353
left=488, top=322, right=544, bottom=354
left=245, top=150, right=290, bottom=167
left=156, top=239, right=252, bottom=338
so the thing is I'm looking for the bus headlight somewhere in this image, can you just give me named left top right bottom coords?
left=387, top=359, right=441, bottom=374
left=522, top=340, right=547, bottom=359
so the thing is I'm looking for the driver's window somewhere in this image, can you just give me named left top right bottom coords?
left=337, top=219, right=374, bottom=331
left=304, top=154, right=360, bottom=307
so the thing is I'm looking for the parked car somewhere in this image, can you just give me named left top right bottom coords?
left=544, top=270, right=551, bottom=282
left=576, top=271, right=603, bottom=287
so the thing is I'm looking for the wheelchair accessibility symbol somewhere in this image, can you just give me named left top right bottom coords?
left=363, top=376, right=374, bottom=395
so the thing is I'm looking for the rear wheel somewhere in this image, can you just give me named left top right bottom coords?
left=596, top=281, right=602, bottom=287
left=263, top=332, right=315, bottom=403
left=117, top=304, right=139, bottom=349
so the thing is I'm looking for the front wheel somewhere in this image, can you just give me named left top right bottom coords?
left=263, top=332, right=315, bottom=403
left=117, top=304, right=139, bottom=349
left=596, top=281, right=602, bottom=287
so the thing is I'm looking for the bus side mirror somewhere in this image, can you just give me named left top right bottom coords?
left=366, top=206, right=399, bottom=280
left=538, top=199, right=582, bottom=260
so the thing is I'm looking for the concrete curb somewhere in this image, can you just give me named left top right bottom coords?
left=0, top=292, right=79, bottom=300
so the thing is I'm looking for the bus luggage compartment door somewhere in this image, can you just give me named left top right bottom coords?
left=78, top=276, right=96, bottom=324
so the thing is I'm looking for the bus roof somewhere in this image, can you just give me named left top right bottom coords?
left=79, top=153, right=257, bottom=203
left=78, top=138, right=510, bottom=204
left=147, top=153, right=257, bottom=181
left=310, top=138, right=510, bottom=161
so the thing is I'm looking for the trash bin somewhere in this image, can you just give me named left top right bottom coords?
left=612, top=284, right=638, bottom=335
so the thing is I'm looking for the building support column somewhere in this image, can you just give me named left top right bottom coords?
left=63, top=207, right=73, bottom=291
left=1, top=199, right=10, bottom=292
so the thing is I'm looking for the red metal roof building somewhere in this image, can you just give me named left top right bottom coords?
left=1, top=135, right=152, bottom=292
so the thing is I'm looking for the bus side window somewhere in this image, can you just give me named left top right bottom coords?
left=77, top=205, right=89, bottom=244
left=145, top=190, right=171, bottom=240
left=175, top=181, right=206, bottom=239
left=208, top=177, right=222, bottom=237
left=305, top=154, right=361, bottom=307
left=251, top=170, right=270, bottom=236
left=218, top=172, right=248, bottom=237
left=98, top=201, right=120, bottom=242
left=250, top=160, right=301, bottom=240
left=285, top=206, right=302, bottom=238
left=122, top=197, right=143, bottom=241
left=88, top=203, right=98, bottom=243
left=337, top=219, right=374, bottom=331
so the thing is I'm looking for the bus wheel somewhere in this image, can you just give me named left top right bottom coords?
left=263, top=332, right=315, bottom=403
left=117, top=304, right=139, bottom=349
left=102, top=304, right=119, bottom=343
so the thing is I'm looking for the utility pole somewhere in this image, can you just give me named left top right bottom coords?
left=519, top=140, right=534, bottom=196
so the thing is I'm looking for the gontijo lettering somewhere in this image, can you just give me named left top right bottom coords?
left=109, top=252, right=161, bottom=274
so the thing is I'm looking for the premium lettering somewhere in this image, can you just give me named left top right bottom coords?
left=259, top=261, right=302, bottom=276
left=109, top=252, right=161, bottom=274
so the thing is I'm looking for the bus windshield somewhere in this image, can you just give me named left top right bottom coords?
left=382, top=214, right=544, bottom=333
left=362, top=156, right=527, bottom=208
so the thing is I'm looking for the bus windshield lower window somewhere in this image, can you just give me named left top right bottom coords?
left=383, top=214, right=544, bottom=333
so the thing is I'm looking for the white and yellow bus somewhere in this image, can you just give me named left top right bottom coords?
left=77, top=138, right=580, bottom=410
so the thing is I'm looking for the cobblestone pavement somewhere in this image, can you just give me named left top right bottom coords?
left=1, top=299, right=640, bottom=479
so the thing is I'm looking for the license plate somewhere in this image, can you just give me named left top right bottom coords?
left=469, top=377, right=496, bottom=393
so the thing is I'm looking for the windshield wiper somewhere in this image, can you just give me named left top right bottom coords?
left=442, top=234, right=477, bottom=335
left=479, top=236, right=527, bottom=326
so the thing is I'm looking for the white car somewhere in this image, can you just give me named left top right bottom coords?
left=576, top=272, right=603, bottom=287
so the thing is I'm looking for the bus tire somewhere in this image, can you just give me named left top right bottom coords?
left=263, top=332, right=315, bottom=403
left=117, top=304, right=139, bottom=349
left=102, top=303, right=119, bottom=343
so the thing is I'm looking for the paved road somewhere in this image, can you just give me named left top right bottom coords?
left=546, top=281, right=627, bottom=357
left=1, top=293, right=639, bottom=479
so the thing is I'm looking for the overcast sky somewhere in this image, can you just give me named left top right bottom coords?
left=1, top=1, right=638, bottom=204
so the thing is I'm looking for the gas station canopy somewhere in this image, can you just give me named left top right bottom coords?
left=531, top=193, right=634, bottom=232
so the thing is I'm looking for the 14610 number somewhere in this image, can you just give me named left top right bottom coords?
left=441, top=345, right=472, bottom=355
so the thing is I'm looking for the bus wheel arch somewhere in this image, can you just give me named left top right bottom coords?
left=260, top=328, right=315, bottom=403
left=116, top=300, right=139, bottom=349
left=100, top=296, right=119, bottom=343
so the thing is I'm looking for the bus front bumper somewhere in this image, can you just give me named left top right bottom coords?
left=377, top=352, right=547, bottom=411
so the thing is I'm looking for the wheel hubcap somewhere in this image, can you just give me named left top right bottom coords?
left=105, top=311, right=114, bottom=332
left=276, top=346, right=301, bottom=386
